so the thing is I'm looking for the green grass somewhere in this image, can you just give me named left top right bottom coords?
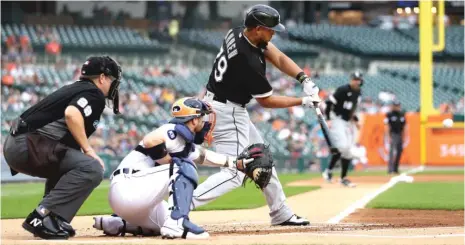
left=414, top=169, right=464, bottom=175
left=367, top=182, right=464, bottom=210
left=4, top=168, right=452, bottom=219
left=1, top=173, right=320, bottom=219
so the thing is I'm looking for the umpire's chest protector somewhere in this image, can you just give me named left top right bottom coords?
left=21, top=80, right=106, bottom=149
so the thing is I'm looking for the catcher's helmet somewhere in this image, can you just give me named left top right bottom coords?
left=244, top=4, right=285, bottom=32
left=170, top=97, right=213, bottom=124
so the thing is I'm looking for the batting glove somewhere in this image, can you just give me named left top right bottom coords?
left=302, top=94, right=321, bottom=108
left=296, top=72, right=319, bottom=96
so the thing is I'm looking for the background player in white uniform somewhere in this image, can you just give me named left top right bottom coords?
left=191, top=4, right=321, bottom=226
left=93, top=97, right=255, bottom=239
left=322, top=71, right=364, bottom=187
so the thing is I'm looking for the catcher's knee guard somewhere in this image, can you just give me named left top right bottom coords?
left=169, top=158, right=198, bottom=220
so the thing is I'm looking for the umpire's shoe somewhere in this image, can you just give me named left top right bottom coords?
left=276, top=214, right=310, bottom=226
left=55, top=216, right=76, bottom=237
left=22, top=209, right=69, bottom=240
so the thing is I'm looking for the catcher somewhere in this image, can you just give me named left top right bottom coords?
left=93, top=97, right=273, bottom=239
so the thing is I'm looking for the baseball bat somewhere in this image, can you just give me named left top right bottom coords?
left=313, top=103, right=339, bottom=155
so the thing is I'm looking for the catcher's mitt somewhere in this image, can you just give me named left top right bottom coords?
left=238, top=143, right=274, bottom=189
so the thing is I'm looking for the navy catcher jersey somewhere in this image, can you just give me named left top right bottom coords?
left=328, top=84, right=361, bottom=121
left=206, top=27, right=273, bottom=105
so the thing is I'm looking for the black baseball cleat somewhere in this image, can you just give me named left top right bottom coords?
left=276, top=215, right=310, bottom=226
left=340, top=178, right=357, bottom=188
left=322, top=169, right=333, bottom=183
left=55, top=216, right=76, bottom=237
left=22, top=210, right=69, bottom=240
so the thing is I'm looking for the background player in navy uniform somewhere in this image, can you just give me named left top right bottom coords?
left=191, top=4, right=321, bottom=226
left=3, top=56, right=122, bottom=240
left=384, top=100, right=406, bottom=174
left=322, top=71, right=363, bottom=187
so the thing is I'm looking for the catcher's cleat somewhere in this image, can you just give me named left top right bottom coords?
left=93, top=216, right=127, bottom=236
left=340, top=178, right=356, bottom=188
left=161, top=217, right=209, bottom=239
left=322, top=169, right=333, bottom=183
left=22, top=209, right=69, bottom=240
left=276, top=214, right=310, bottom=226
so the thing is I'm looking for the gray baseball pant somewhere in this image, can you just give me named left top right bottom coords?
left=3, top=133, right=103, bottom=222
left=388, top=132, right=403, bottom=173
left=191, top=99, right=293, bottom=225
left=330, top=116, right=357, bottom=159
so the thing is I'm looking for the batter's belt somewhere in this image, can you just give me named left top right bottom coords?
left=205, top=90, right=246, bottom=108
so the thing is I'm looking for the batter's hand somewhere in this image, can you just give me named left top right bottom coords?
left=301, top=77, right=319, bottom=96
left=302, top=94, right=322, bottom=108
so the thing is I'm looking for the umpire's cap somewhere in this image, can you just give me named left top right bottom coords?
left=393, top=100, right=401, bottom=106
left=80, top=56, right=122, bottom=82
left=244, top=5, right=285, bottom=32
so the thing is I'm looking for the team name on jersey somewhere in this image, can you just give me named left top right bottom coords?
left=224, top=29, right=238, bottom=60
left=214, top=29, right=238, bottom=82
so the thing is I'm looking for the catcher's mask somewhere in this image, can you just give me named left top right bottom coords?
left=170, top=97, right=216, bottom=146
left=80, top=56, right=122, bottom=114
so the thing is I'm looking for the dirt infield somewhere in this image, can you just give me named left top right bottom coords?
left=344, top=209, right=464, bottom=227
left=2, top=173, right=464, bottom=244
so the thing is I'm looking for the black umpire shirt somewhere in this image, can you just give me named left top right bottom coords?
left=384, top=111, right=406, bottom=134
left=20, top=80, right=106, bottom=150
left=206, top=27, right=273, bottom=106
left=328, top=84, right=361, bottom=121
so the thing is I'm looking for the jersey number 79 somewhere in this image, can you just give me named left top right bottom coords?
left=214, top=45, right=228, bottom=82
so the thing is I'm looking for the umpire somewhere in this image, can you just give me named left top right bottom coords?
left=384, top=100, right=406, bottom=174
left=3, top=56, right=122, bottom=240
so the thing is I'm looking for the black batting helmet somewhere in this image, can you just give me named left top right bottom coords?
left=350, top=70, right=363, bottom=81
left=244, top=5, right=285, bottom=32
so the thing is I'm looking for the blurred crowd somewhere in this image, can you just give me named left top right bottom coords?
left=1, top=54, right=463, bottom=162
left=1, top=26, right=63, bottom=88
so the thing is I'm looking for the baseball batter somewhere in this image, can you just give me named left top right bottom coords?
left=191, top=4, right=321, bottom=226
left=322, top=71, right=364, bottom=187
left=93, top=97, right=260, bottom=239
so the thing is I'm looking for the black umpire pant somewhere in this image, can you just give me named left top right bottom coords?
left=388, top=132, right=403, bottom=173
left=3, top=132, right=103, bottom=222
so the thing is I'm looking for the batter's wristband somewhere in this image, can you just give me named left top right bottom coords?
left=296, top=72, right=307, bottom=83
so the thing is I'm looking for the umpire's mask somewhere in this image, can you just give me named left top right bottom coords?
left=80, top=56, right=123, bottom=114
left=106, top=59, right=122, bottom=115
left=99, top=56, right=122, bottom=114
